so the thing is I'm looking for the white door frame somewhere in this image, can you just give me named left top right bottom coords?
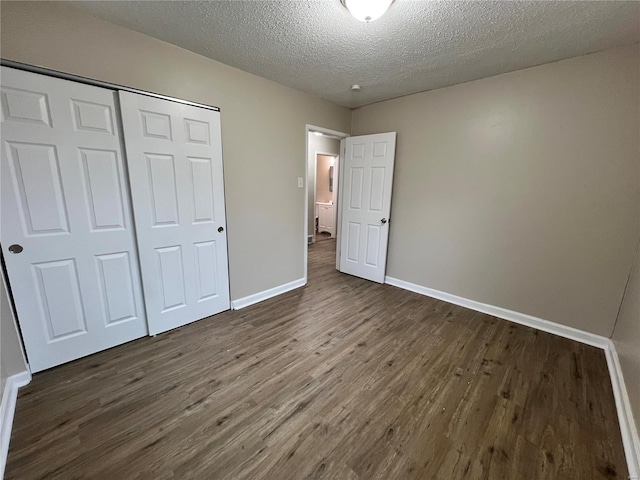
left=304, top=125, right=349, bottom=284
left=336, top=137, right=346, bottom=270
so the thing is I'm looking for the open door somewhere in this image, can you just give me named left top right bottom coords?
left=339, top=132, right=396, bottom=283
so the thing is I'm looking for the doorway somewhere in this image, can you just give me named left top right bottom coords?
left=304, top=125, right=349, bottom=283
left=314, top=153, right=337, bottom=239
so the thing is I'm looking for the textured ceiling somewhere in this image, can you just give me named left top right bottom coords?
left=70, top=1, right=640, bottom=108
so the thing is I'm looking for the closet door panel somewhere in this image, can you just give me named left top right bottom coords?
left=0, top=67, right=147, bottom=372
left=119, top=92, right=230, bottom=335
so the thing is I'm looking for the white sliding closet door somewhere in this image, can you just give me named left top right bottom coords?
left=119, top=92, right=230, bottom=335
left=0, top=67, right=148, bottom=372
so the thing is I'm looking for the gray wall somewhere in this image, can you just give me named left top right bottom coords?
left=307, top=135, right=340, bottom=239
left=0, top=1, right=351, bottom=302
left=351, top=44, right=640, bottom=337
left=612, top=245, right=640, bottom=436
left=1, top=274, right=28, bottom=398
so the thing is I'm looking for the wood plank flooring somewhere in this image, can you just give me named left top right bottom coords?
left=6, top=238, right=628, bottom=479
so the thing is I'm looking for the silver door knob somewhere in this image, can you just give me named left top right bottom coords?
left=381, top=218, right=387, bottom=224
left=8, top=244, right=23, bottom=254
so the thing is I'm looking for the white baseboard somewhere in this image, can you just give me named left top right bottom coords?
left=231, top=278, right=306, bottom=310
left=385, top=275, right=639, bottom=478
left=384, top=276, right=609, bottom=348
left=1, top=371, right=31, bottom=478
left=605, top=340, right=640, bottom=480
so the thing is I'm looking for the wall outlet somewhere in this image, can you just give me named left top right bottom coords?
left=297, top=177, right=304, bottom=188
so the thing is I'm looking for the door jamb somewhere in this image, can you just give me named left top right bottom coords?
left=336, top=138, right=346, bottom=271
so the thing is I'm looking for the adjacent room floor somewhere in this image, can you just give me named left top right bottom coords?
left=6, top=235, right=628, bottom=479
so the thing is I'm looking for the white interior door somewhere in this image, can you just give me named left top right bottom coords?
left=0, top=67, right=148, bottom=372
left=119, top=92, right=230, bottom=335
left=339, top=132, right=396, bottom=283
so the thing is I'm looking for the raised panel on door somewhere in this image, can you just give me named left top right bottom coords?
left=80, top=148, right=127, bottom=231
left=1, top=86, right=52, bottom=126
left=6, top=141, right=70, bottom=235
left=155, top=245, right=187, bottom=312
left=348, top=167, right=364, bottom=211
left=95, top=252, right=139, bottom=325
left=189, top=157, right=215, bottom=224
left=71, top=99, right=115, bottom=134
left=119, top=91, right=230, bottom=335
left=365, top=226, right=382, bottom=267
left=146, top=153, right=180, bottom=226
left=32, top=259, right=87, bottom=341
left=339, top=132, right=396, bottom=283
left=194, top=240, right=220, bottom=301
left=369, top=167, right=386, bottom=213
left=346, top=222, right=361, bottom=262
left=1, top=67, right=148, bottom=372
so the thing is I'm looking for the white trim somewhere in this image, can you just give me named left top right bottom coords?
left=384, top=275, right=640, bottom=477
left=0, top=371, right=31, bottom=478
left=231, top=278, right=306, bottom=310
left=305, top=125, right=350, bottom=139
left=384, top=276, right=608, bottom=348
left=336, top=138, right=346, bottom=270
left=605, top=340, right=640, bottom=480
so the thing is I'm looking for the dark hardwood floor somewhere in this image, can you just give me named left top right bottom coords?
left=6, top=238, right=628, bottom=479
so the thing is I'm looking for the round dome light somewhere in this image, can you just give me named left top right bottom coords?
left=341, top=0, right=395, bottom=23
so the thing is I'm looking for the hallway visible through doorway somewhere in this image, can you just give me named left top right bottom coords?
left=308, top=232, right=335, bottom=275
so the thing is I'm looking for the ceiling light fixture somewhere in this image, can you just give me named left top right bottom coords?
left=341, top=0, right=395, bottom=23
